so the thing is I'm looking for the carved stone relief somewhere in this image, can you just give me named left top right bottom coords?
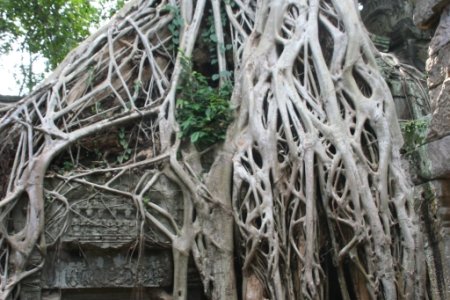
left=41, top=250, right=172, bottom=289
left=17, top=171, right=190, bottom=299
left=63, top=197, right=139, bottom=247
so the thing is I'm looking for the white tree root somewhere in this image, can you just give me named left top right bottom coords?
left=0, top=0, right=424, bottom=299
left=227, top=0, right=423, bottom=299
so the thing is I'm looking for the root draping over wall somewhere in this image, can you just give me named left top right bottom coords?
left=0, top=0, right=424, bottom=299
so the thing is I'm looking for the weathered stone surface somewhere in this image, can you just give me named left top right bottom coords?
left=42, top=288, right=174, bottom=300
left=413, top=0, right=450, bottom=28
left=43, top=172, right=181, bottom=249
left=428, top=78, right=450, bottom=138
left=16, top=170, right=188, bottom=299
left=362, top=0, right=432, bottom=69
left=369, top=33, right=390, bottom=52
left=416, top=180, right=450, bottom=300
left=426, top=6, right=450, bottom=139
left=62, top=196, right=139, bottom=248
left=426, top=43, right=450, bottom=88
left=388, top=74, right=430, bottom=119
left=361, top=0, right=415, bottom=34
left=420, top=135, right=450, bottom=179
left=429, top=6, right=450, bottom=54
left=428, top=180, right=450, bottom=299
left=434, top=181, right=450, bottom=227
left=41, top=250, right=172, bottom=289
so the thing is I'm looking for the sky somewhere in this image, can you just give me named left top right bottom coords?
left=0, top=52, right=20, bottom=95
left=0, top=49, right=47, bottom=96
left=0, top=0, right=118, bottom=96
left=0, top=1, right=363, bottom=96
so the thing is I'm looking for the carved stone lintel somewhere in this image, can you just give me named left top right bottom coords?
left=62, top=197, right=139, bottom=248
left=42, top=250, right=173, bottom=289
left=20, top=278, right=42, bottom=300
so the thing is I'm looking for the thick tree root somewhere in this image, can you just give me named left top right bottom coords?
left=0, top=0, right=424, bottom=299
left=227, top=0, right=423, bottom=299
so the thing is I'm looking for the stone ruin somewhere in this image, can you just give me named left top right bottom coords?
left=4, top=0, right=450, bottom=299
left=364, top=1, right=450, bottom=298
left=17, top=173, right=204, bottom=300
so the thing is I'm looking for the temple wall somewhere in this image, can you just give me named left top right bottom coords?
left=414, top=1, right=450, bottom=299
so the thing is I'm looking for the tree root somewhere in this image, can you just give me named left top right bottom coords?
left=0, top=0, right=424, bottom=299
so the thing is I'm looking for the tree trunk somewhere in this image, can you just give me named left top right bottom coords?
left=0, top=0, right=425, bottom=299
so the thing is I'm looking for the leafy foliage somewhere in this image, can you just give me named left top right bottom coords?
left=96, top=0, right=126, bottom=21
left=0, top=0, right=126, bottom=93
left=117, top=127, right=132, bottom=163
left=176, top=58, right=233, bottom=147
left=400, top=118, right=429, bottom=154
left=198, top=4, right=232, bottom=66
left=162, top=4, right=182, bottom=53
left=1, top=0, right=96, bottom=68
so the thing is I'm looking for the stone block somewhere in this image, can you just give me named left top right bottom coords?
left=416, top=180, right=450, bottom=299
left=428, top=78, right=450, bottom=139
left=413, top=0, right=450, bottom=28
left=421, top=134, right=450, bottom=179
left=426, top=43, right=450, bottom=88
left=428, top=6, right=450, bottom=55
left=427, top=180, right=450, bottom=299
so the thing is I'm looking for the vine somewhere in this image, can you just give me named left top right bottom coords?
left=176, top=57, right=233, bottom=146
left=0, top=1, right=426, bottom=299
left=400, top=118, right=429, bottom=154
left=117, top=127, right=132, bottom=163
left=163, top=4, right=183, bottom=53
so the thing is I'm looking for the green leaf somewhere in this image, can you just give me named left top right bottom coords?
left=190, top=131, right=201, bottom=143
left=209, top=33, right=218, bottom=43
left=212, top=74, right=220, bottom=81
left=205, top=108, right=213, bottom=120
left=176, top=56, right=233, bottom=147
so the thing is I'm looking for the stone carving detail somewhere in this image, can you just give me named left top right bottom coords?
left=64, top=197, right=138, bottom=247
left=42, top=251, right=172, bottom=289
left=44, top=173, right=181, bottom=249
left=36, top=173, right=184, bottom=296
left=20, top=252, right=43, bottom=300
left=361, top=0, right=413, bottom=36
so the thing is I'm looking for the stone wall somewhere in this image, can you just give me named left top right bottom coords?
left=425, top=6, right=450, bottom=139
left=16, top=172, right=204, bottom=300
left=413, top=1, right=450, bottom=299
left=362, top=1, right=450, bottom=298
left=361, top=0, right=432, bottom=69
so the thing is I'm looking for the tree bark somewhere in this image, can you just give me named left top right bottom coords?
left=0, top=0, right=425, bottom=299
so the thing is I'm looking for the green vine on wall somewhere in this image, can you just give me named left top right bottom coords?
left=176, top=57, right=233, bottom=147
left=400, top=118, right=429, bottom=154
left=117, top=127, right=132, bottom=163
left=162, top=4, right=182, bottom=52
